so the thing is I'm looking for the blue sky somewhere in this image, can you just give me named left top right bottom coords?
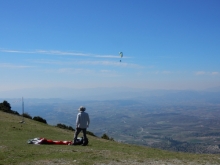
left=1, top=0, right=220, bottom=98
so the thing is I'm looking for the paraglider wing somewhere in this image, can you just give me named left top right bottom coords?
left=119, top=52, right=123, bottom=58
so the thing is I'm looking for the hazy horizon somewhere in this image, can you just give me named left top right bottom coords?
left=1, top=86, right=220, bottom=101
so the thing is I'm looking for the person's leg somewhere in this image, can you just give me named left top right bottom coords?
left=82, top=129, right=88, bottom=145
left=73, top=128, right=81, bottom=144
left=82, top=129, right=87, bottom=140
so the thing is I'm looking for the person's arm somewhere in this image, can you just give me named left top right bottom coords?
left=87, top=114, right=90, bottom=128
left=76, top=114, right=80, bottom=128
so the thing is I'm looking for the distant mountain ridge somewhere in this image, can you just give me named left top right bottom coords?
left=204, top=86, right=220, bottom=92
left=1, top=86, right=220, bottom=102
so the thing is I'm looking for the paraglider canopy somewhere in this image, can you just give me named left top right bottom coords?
left=119, top=52, right=123, bottom=58
left=119, top=52, right=123, bottom=62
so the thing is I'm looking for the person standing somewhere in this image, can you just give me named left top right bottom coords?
left=73, top=106, right=90, bottom=145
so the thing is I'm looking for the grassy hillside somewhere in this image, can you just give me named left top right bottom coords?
left=0, top=111, right=220, bottom=165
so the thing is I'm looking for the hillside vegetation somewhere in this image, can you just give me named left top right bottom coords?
left=0, top=111, right=220, bottom=165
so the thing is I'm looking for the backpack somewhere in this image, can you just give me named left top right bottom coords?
left=73, top=137, right=89, bottom=146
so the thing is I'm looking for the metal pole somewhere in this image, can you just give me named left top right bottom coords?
left=19, top=97, right=25, bottom=123
left=22, top=97, right=24, bottom=122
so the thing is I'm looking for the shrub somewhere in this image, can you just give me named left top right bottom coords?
left=0, top=100, right=11, bottom=112
left=101, top=133, right=114, bottom=141
left=0, top=101, right=20, bottom=115
left=22, top=113, right=32, bottom=119
left=87, top=130, right=96, bottom=137
left=68, top=126, right=74, bottom=131
left=10, top=110, right=20, bottom=116
left=2, top=100, right=11, bottom=110
left=33, top=116, right=47, bottom=124
left=56, top=123, right=75, bottom=131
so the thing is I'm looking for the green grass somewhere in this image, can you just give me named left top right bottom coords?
left=1, top=111, right=220, bottom=165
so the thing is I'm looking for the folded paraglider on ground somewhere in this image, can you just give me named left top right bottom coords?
left=27, top=137, right=85, bottom=145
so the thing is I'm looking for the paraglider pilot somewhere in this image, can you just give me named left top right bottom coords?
left=73, top=106, right=90, bottom=146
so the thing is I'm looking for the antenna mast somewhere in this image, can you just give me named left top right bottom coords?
left=19, top=97, right=25, bottom=123
left=22, top=97, right=24, bottom=122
